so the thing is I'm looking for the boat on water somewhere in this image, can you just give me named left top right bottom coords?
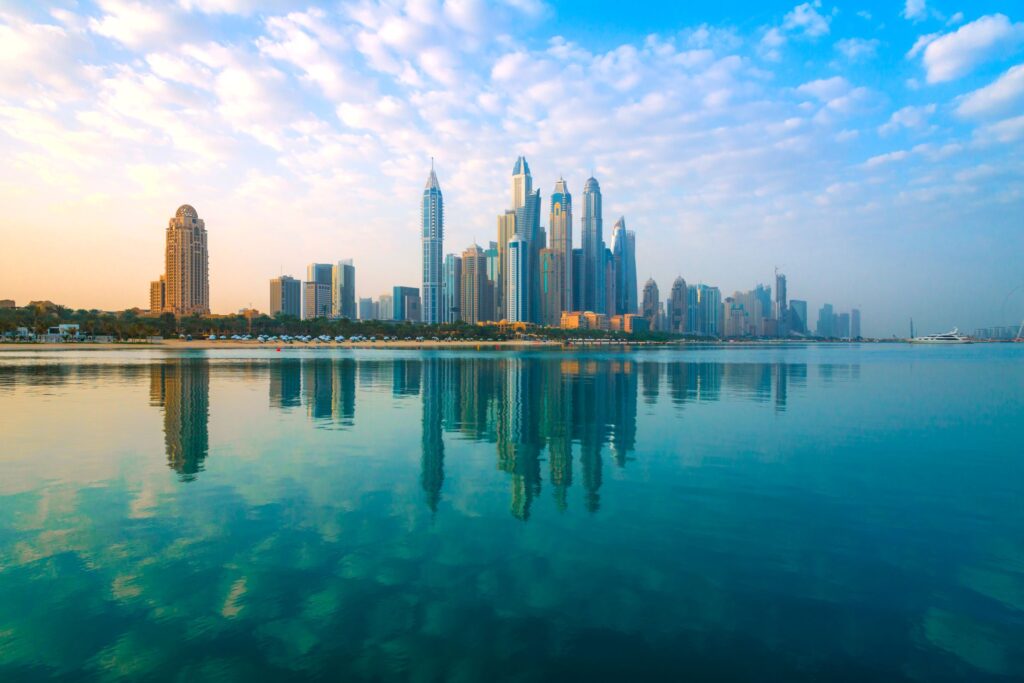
left=910, top=328, right=972, bottom=344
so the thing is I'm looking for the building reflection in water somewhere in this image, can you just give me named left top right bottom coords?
left=149, top=360, right=209, bottom=481
left=211, top=356, right=829, bottom=512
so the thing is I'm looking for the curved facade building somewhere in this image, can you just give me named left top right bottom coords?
left=164, top=204, right=209, bottom=315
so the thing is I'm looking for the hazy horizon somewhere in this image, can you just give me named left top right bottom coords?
left=1, top=0, right=1022, bottom=337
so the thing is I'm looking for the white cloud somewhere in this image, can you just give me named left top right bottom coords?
left=88, top=0, right=182, bottom=49
left=797, top=76, right=851, bottom=101
left=835, top=37, right=879, bottom=61
left=973, top=114, right=1024, bottom=143
left=879, top=104, right=937, bottom=135
left=783, top=2, right=830, bottom=38
left=957, top=64, right=1024, bottom=119
left=903, top=0, right=927, bottom=22
left=913, top=14, right=1024, bottom=83
left=864, top=150, right=909, bottom=167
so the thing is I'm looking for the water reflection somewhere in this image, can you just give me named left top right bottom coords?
left=149, top=360, right=209, bottom=481
left=152, top=355, right=826, bottom=515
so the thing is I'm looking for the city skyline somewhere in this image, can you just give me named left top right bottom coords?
left=1, top=2, right=1023, bottom=337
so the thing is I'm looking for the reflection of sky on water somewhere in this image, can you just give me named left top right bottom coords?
left=0, top=345, right=1022, bottom=680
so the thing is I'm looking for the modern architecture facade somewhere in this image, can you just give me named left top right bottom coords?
left=422, top=164, right=444, bottom=324
left=612, top=218, right=637, bottom=315
left=163, top=204, right=209, bottom=315
left=581, top=177, right=604, bottom=313
left=331, top=260, right=356, bottom=319
left=269, top=275, right=301, bottom=318
left=304, top=263, right=333, bottom=319
left=506, top=235, right=529, bottom=323
left=393, top=286, right=421, bottom=322
left=150, top=276, right=165, bottom=313
left=668, top=277, right=687, bottom=334
left=549, top=178, right=572, bottom=321
left=442, top=254, right=461, bottom=323
left=642, top=278, right=660, bottom=332
left=461, top=244, right=491, bottom=324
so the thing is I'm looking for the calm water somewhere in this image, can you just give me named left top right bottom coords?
left=1, top=345, right=1022, bottom=681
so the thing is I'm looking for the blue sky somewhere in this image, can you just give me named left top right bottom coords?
left=0, top=0, right=1022, bottom=336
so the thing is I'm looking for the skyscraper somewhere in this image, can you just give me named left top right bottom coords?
left=149, top=275, right=165, bottom=313
left=603, top=247, right=616, bottom=318
left=304, top=263, right=332, bottom=319
left=571, top=248, right=584, bottom=312
left=851, top=308, right=861, bottom=339
left=442, top=254, right=462, bottom=323
left=817, top=304, right=834, bottom=338
left=612, top=217, right=637, bottom=315
left=164, top=205, right=209, bottom=315
left=358, top=297, right=377, bottom=321
left=549, top=178, right=573, bottom=319
left=539, top=248, right=561, bottom=326
left=378, top=294, right=394, bottom=321
left=642, top=278, right=660, bottom=331
left=269, top=275, right=301, bottom=318
left=506, top=235, right=529, bottom=323
left=331, top=260, right=356, bottom=319
left=775, top=270, right=788, bottom=323
left=496, top=210, right=516, bottom=319
left=461, top=243, right=490, bottom=324
left=422, top=163, right=444, bottom=325
left=581, top=177, right=604, bottom=313
left=669, top=277, right=688, bottom=334
left=517, top=189, right=543, bottom=322
left=789, top=299, right=808, bottom=334
left=393, top=286, right=421, bottom=322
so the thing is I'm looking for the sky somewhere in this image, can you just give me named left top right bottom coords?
left=0, top=0, right=1022, bottom=337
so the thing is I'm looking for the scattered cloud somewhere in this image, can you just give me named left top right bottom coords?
left=903, top=0, right=927, bottom=23
left=835, top=37, right=879, bottom=61
left=911, top=14, right=1024, bottom=83
left=956, top=64, right=1024, bottom=119
left=879, top=104, right=937, bottom=135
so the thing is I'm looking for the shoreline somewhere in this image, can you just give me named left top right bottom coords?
left=0, top=339, right=920, bottom=352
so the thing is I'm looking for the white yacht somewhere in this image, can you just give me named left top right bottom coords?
left=911, top=328, right=972, bottom=344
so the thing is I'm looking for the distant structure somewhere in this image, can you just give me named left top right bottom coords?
left=461, top=244, right=490, bottom=324
left=378, top=293, right=394, bottom=321
left=422, top=162, right=444, bottom=325
left=149, top=276, right=165, bottom=313
left=304, top=263, right=332, bottom=319
left=269, top=275, right=301, bottom=318
left=789, top=299, right=808, bottom=334
left=442, top=254, right=461, bottom=323
left=158, top=204, right=209, bottom=315
left=668, top=277, right=687, bottom=334
left=332, top=260, right=356, bottom=319
left=393, top=286, right=421, bottom=322
left=506, top=235, right=529, bottom=323
left=358, top=297, right=376, bottom=321
left=581, top=176, right=605, bottom=314
left=642, top=278, right=660, bottom=331
left=851, top=308, right=861, bottom=339
left=612, top=217, right=637, bottom=315
left=549, top=178, right=573, bottom=321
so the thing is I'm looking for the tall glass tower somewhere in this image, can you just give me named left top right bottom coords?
left=422, top=162, right=444, bottom=324
left=581, top=177, right=604, bottom=313
left=612, top=217, right=637, bottom=315
left=549, top=179, right=572, bottom=316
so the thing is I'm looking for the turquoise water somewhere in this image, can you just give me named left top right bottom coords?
left=0, top=345, right=1022, bottom=681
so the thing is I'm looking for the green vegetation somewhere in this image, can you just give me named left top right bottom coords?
left=0, top=302, right=674, bottom=342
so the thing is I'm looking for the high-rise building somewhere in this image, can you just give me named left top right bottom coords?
left=669, top=277, right=688, bottom=334
left=816, top=304, right=834, bottom=338
left=304, top=263, right=332, bottom=319
left=603, top=247, right=615, bottom=318
left=358, top=297, right=377, bottom=321
left=549, top=178, right=573, bottom=320
left=393, top=286, right=421, bottom=322
left=496, top=210, right=516, bottom=319
left=836, top=312, right=851, bottom=339
left=517, top=188, right=543, bottom=322
left=775, top=271, right=787, bottom=322
left=269, top=275, right=301, bottom=318
left=442, top=254, right=462, bottom=323
left=461, top=243, right=491, bottom=324
left=378, top=294, right=394, bottom=321
left=506, top=235, right=529, bottom=323
left=851, top=308, right=861, bottom=339
left=331, top=260, right=356, bottom=319
left=612, top=217, right=637, bottom=315
left=539, top=248, right=562, bottom=326
left=581, top=176, right=605, bottom=313
left=642, top=278, right=660, bottom=331
left=512, top=155, right=531, bottom=210
left=485, top=241, right=499, bottom=320
left=164, top=204, right=209, bottom=315
left=698, top=285, right=722, bottom=338
left=422, top=163, right=444, bottom=324
left=789, top=299, right=808, bottom=334
left=571, top=248, right=584, bottom=312
left=149, top=275, right=165, bottom=313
